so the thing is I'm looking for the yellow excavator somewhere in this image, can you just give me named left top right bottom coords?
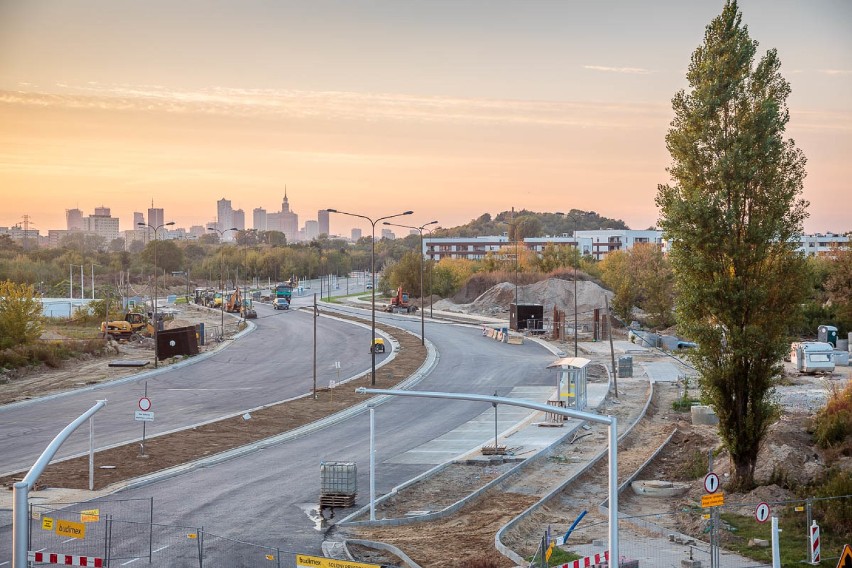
left=100, top=312, right=154, bottom=340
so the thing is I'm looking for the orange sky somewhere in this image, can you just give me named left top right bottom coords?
left=1, top=1, right=850, bottom=236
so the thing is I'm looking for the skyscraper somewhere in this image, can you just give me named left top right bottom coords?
left=253, top=207, right=267, bottom=231
left=217, top=198, right=234, bottom=240
left=233, top=209, right=245, bottom=231
left=148, top=201, right=164, bottom=229
left=66, top=208, right=84, bottom=231
left=318, top=209, right=329, bottom=236
left=351, top=228, right=362, bottom=242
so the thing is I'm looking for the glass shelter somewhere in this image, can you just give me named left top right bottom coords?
left=546, top=357, right=589, bottom=411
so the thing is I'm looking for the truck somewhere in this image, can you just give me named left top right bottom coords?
left=274, top=280, right=295, bottom=303
left=385, top=287, right=417, bottom=314
left=790, top=342, right=835, bottom=374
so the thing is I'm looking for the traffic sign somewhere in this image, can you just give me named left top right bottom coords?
left=135, top=411, right=154, bottom=422
left=138, top=397, right=152, bottom=411
left=701, top=492, right=725, bottom=508
left=836, top=543, right=851, bottom=568
left=755, top=502, right=770, bottom=523
left=704, top=472, right=720, bottom=493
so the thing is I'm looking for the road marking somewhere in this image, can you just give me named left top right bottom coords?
left=152, top=545, right=170, bottom=553
left=120, top=558, right=140, bottom=565
left=166, top=388, right=257, bottom=391
left=61, top=538, right=77, bottom=543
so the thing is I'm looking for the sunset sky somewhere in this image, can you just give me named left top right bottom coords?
left=1, top=1, right=850, bottom=237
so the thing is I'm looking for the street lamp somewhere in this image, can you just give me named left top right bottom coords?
left=383, top=221, right=438, bottom=346
left=207, top=226, right=238, bottom=340
left=138, top=221, right=175, bottom=368
left=326, top=208, right=413, bottom=384
left=423, top=226, right=438, bottom=318
left=555, top=212, right=579, bottom=357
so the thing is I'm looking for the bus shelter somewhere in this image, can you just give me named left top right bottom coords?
left=547, top=357, right=589, bottom=411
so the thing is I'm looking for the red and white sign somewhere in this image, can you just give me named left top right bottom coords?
left=138, top=397, right=152, bottom=411
left=755, top=502, right=770, bottom=523
left=810, top=520, right=820, bottom=564
left=704, top=472, right=720, bottom=493
left=28, top=551, right=104, bottom=566
left=557, top=550, right=609, bottom=568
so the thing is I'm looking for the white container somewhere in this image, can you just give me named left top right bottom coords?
left=790, top=342, right=835, bottom=374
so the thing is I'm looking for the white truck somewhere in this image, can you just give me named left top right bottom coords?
left=789, top=342, right=835, bottom=374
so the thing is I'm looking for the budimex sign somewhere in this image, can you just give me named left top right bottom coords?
left=55, top=519, right=86, bottom=539
left=295, top=554, right=380, bottom=568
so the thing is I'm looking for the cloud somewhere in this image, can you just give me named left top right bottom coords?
left=819, top=69, right=852, bottom=76
left=583, top=65, right=652, bottom=75
left=0, top=83, right=669, bottom=131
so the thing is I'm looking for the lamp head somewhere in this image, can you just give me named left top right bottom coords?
left=403, top=211, right=413, bottom=215
left=326, top=208, right=338, bottom=213
left=166, top=221, right=175, bottom=226
left=137, top=222, right=145, bottom=227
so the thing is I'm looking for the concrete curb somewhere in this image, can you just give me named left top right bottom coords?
left=341, top=539, right=421, bottom=568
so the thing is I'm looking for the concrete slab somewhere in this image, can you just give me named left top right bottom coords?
left=642, top=362, right=683, bottom=383
left=581, top=340, right=648, bottom=355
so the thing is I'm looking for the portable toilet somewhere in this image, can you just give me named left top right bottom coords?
left=818, top=325, right=838, bottom=347
left=547, top=357, right=589, bottom=411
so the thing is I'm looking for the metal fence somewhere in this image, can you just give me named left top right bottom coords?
left=526, top=493, right=851, bottom=568
left=24, top=497, right=301, bottom=567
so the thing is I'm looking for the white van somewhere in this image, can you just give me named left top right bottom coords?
left=790, top=342, right=835, bottom=374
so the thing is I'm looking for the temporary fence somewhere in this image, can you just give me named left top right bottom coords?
left=527, top=493, right=851, bottom=568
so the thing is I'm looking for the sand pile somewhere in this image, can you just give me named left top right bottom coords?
left=435, top=278, right=613, bottom=319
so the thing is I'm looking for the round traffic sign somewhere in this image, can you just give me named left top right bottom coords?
left=755, top=502, right=770, bottom=523
left=704, top=472, right=720, bottom=493
left=138, top=397, right=152, bottom=411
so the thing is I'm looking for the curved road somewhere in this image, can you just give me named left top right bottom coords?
left=0, top=295, right=377, bottom=474
left=1, top=293, right=558, bottom=565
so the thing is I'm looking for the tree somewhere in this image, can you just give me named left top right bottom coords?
left=655, top=1, right=809, bottom=490
left=385, top=251, right=423, bottom=296
left=140, top=240, right=185, bottom=275
left=824, top=245, right=852, bottom=327
left=599, top=250, right=636, bottom=323
left=0, top=280, right=44, bottom=348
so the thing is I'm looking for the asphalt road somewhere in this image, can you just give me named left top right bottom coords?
left=81, top=312, right=557, bottom=564
left=0, top=294, right=378, bottom=474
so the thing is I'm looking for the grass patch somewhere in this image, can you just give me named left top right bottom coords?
left=721, top=510, right=846, bottom=567
left=0, top=338, right=106, bottom=371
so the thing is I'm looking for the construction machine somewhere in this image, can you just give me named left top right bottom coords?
left=101, top=312, right=154, bottom=340
left=385, top=287, right=417, bottom=314
left=224, top=289, right=243, bottom=313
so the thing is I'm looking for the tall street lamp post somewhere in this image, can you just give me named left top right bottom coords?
left=423, top=226, right=438, bottom=318
left=383, top=221, right=438, bottom=346
left=327, top=208, right=413, bottom=385
left=207, top=226, right=238, bottom=340
left=138, top=221, right=175, bottom=368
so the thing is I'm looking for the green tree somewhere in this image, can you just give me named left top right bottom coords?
left=140, top=240, right=185, bottom=275
left=599, top=250, right=636, bottom=322
left=824, top=245, right=852, bottom=327
left=655, top=1, right=809, bottom=490
left=0, top=280, right=44, bottom=348
left=385, top=251, right=424, bottom=296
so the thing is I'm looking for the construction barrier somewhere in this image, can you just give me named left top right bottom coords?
left=28, top=551, right=104, bottom=566
left=557, top=550, right=609, bottom=568
left=809, top=520, right=820, bottom=564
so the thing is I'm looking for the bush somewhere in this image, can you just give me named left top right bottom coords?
left=813, top=469, right=852, bottom=538
left=0, top=280, right=44, bottom=349
left=811, top=382, right=852, bottom=449
left=0, top=339, right=107, bottom=371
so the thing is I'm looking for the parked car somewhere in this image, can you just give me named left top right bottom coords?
left=365, top=283, right=373, bottom=290
left=273, top=298, right=290, bottom=310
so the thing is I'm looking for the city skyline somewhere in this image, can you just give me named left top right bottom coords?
left=1, top=1, right=850, bottom=236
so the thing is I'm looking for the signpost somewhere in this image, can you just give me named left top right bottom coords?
left=704, top=460, right=721, bottom=568
left=137, top=383, right=153, bottom=456
left=755, top=502, right=770, bottom=523
left=704, top=472, right=720, bottom=493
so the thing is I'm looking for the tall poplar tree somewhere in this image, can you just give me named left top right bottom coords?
left=656, top=1, right=809, bottom=490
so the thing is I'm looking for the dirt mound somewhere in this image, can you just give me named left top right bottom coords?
left=442, top=278, right=614, bottom=319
